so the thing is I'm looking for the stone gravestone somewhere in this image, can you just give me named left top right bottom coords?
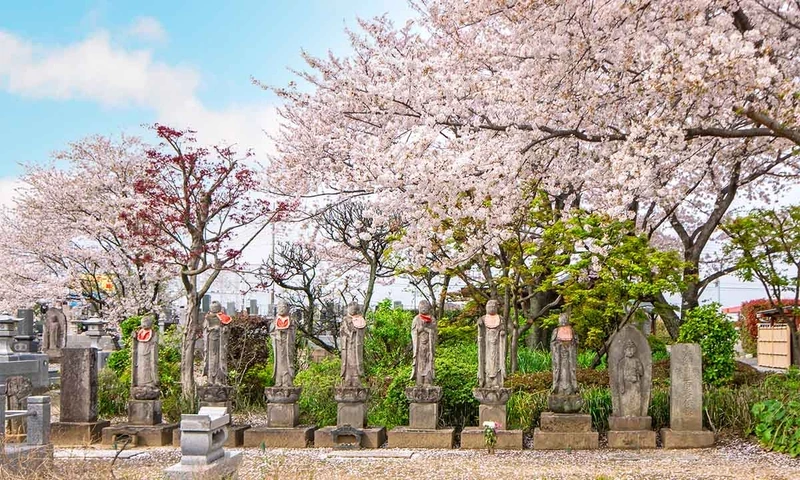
left=461, top=300, right=523, bottom=450
left=660, top=343, right=715, bottom=448
left=243, top=301, right=313, bottom=449
left=389, top=300, right=455, bottom=448
left=314, top=302, right=385, bottom=449
left=164, top=407, right=243, bottom=480
left=0, top=313, right=49, bottom=393
left=102, top=314, right=177, bottom=446
left=607, top=324, right=656, bottom=448
left=51, top=348, right=110, bottom=444
left=533, top=310, right=598, bottom=450
left=13, top=309, right=38, bottom=353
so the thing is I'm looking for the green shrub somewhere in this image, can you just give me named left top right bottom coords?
left=704, top=385, right=762, bottom=434
left=435, top=343, right=478, bottom=428
left=582, top=387, right=612, bottom=432
left=517, top=348, right=551, bottom=373
left=438, top=325, right=476, bottom=348
left=368, top=365, right=412, bottom=429
left=365, top=299, right=413, bottom=372
left=295, top=357, right=339, bottom=427
left=507, top=390, right=548, bottom=432
left=752, top=399, right=800, bottom=457
left=649, top=387, right=669, bottom=431
left=648, top=335, right=669, bottom=362
left=678, top=304, right=737, bottom=386
left=97, top=367, right=129, bottom=417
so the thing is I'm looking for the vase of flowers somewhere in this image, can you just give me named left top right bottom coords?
left=482, top=421, right=499, bottom=454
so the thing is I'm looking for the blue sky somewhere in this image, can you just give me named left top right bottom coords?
left=0, top=1, right=416, bottom=178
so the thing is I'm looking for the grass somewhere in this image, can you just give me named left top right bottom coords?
left=517, top=348, right=607, bottom=374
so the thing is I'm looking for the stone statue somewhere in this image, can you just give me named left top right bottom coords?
left=551, top=311, right=578, bottom=396
left=132, top=314, right=159, bottom=399
left=204, top=301, right=231, bottom=386
left=43, top=305, right=67, bottom=350
left=410, top=300, right=437, bottom=386
left=339, top=302, right=366, bottom=388
left=477, top=299, right=506, bottom=389
left=609, top=324, right=652, bottom=418
left=270, top=301, right=296, bottom=387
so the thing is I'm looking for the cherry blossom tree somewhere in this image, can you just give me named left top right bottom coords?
left=126, top=125, right=290, bottom=401
left=0, top=135, right=168, bottom=320
left=265, top=0, right=799, bottom=337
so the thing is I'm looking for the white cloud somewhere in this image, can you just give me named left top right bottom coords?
left=127, top=16, right=168, bottom=43
left=0, top=28, right=277, bottom=156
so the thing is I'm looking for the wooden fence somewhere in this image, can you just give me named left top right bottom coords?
left=757, top=324, right=791, bottom=369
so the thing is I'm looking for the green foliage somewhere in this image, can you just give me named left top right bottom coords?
left=517, top=348, right=551, bottom=373
left=581, top=387, right=612, bottom=432
left=752, top=399, right=800, bottom=457
left=648, top=335, right=670, bottom=362
left=704, top=385, right=763, bottom=434
left=119, top=316, right=142, bottom=344
left=678, top=304, right=737, bottom=386
left=506, top=390, right=548, bottom=432
left=739, top=299, right=773, bottom=356
left=435, top=343, right=479, bottom=428
left=648, top=387, right=669, bottom=431
left=364, top=299, right=413, bottom=372
left=294, top=357, right=339, bottom=427
left=97, top=366, right=129, bottom=417
left=368, top=365, right=412, bottom=429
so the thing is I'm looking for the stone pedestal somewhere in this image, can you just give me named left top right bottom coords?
left=164, top=407, right=243, bottom=480
left=472, top=387, right=510, bottom=425
left=661, top=343, right=715, bottom=449
left=460, top=427, right=523, bottom=450
left=102, top=423, right=179, bottom=446
left=314, top=426, right=386, bottom=449
left=388, top=386, right=453, bottom=448
left=197, top=384, right=233, bottom=409
left=52, top=348, right=109, bottom=445
left=388, top=427, right=455, bottom=448
left=244, top=426, right=316, bottom=448
left=164, top=451, right=243, bottom=480
left=129, top=399, right=162, bottom=425
left=175, top=424, right=251, bottom=448
left=607, top=416, right=656, bottom=449
left=533, top=412, right=599, bottom=450
left=265, top=386, right=301, bottom=427
left=335, top=386, right=368, bottom=428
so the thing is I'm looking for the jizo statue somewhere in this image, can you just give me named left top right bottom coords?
left=271, top=301, right=296, bottom=388
left=551, top=311, right=578, bottom=396
left=204, top=301, right=231, bottom=386
left=410, top=300, right=437, bottom=386
left=340, top=302, right=366, bottom=388
left=477, top=299, right=506, bottom=389
left=133, top=314, right=159, bottom=390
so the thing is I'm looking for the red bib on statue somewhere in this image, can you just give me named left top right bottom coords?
left=217, top=313, right=232, bottom=325
left=276, top=316, right=290, bottom=329
left=137, top=328, right=153, bottom=342
left=419, top=314, right=432, bottom=323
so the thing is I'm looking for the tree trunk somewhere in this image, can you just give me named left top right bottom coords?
left=363, top=262, right=377, bottom=313
left=788, top=320, right=800, bottom=366
left=652, top=291, right=682, bottom=340
left=180, top=292, right=200, bottom=406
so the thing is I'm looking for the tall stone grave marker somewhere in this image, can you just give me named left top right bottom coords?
left=462, top=300, right=523, bottom=450
left=533, top=310, right=599, bottom=450
left=390, top=301, right=455, bottom=448
left=607, top=325, right=656, bottom=448
left=52, top=348, right=110, bottom=444
left=315, top=302, right=385, bottom=449
left=13, top=309, right=37, bottom=353
left=244, top=301, right=313, bottom=448
left=661, top=343, right=715, bottom=448
left=0, top=313, right=49, bottom=392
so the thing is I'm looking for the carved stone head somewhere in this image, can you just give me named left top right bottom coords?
left=558, top=311, right=570, bottom=327
left=418, top=300, right=432, bottom=315
left=486, top=299, right=499, bottom=315
left=141, top=314, right=154, bottom=329
left=209, top=301, right=222, bottom=314
left=624, top=339, right=637, bottom=358
left=277, top=301, right=290, bottom=316
left=346, top=302, right=362, bottom=316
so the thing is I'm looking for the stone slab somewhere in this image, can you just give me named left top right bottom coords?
left=660, top=428, right=715, bottom=449
left=58, top=348, right=99, bottom=423
left=51, top=420, right=110, bottom=445
left=128, top=399, right=162, bottom=425
left=669, top=344, right=704, bottom=431
left=337, top=401, right=367, bottom=429
left=388, top=427, right=455, bottom=449
left=409, top=402, right=438, bottom=430
left=608, top=430, right=657, bottom=449
left=164, top=450, right=243, bottom=480
left=609, top=416, right=651, bottom=431
left=532, top=428, right=599, bottom=450
left=101, top=423, right=179, bottom=447
left=54, top=449, right=145, bottom=459
left=314, top=426, right=387, bottom=449
left=325, top=450, right=414, bottom=459
left=539, top=412, right=593, bottom=432
left=243, top=426, right=316, bottom=448
left=460, top=428, right=523, bottom=450
left=478, top=404, right=506, bottom=426
left=267, top=402, right=299, bottom=427
left=174, top=424, right=251, bottom=448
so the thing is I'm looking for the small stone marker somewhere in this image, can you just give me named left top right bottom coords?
left=660, top=343, right=714, bottom=448
left=164, top=406, right=243, bottom=480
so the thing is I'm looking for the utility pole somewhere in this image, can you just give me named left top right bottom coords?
left=270, top=223, right=276, bottom=316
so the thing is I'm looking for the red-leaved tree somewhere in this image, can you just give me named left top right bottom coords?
left=123, top=125, right=291, bottom=401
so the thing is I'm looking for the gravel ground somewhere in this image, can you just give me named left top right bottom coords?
left=27, top=437, right=798, bottom=480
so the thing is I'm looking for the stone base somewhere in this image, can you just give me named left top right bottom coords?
left=533, top=429, right=599, bottom=450
left=539, top=412, right=593, bottom=432
left=128, top=399, right=162, bottom=425
left=548, top=393, right=584, bottom=414
left=51, top=420, right=110, bottom=445
left=478, top=403, right=506, bottom=426
left=46, top=349, right=62, bottom=363
left=337, top=401, right=367, bottom=429
left=174, top=424, right=251, bottom=448
left=608, top=430, right=657, bottom=449
left=164, top=450, right=243, bottom=480
left=609, top=416, right=651, bottom=431
left=388, top=427, right=455, bottom=449
left=267, top=402, right=299, bottom=428
left=314, top=426, right=386, bottom=449
left=243, top=426, right=316, bottom=448
left=660, top=428, right=715, bottom=449
left=409, top=402, right=438, bottom=430
left=101, top=422, right=179, bottom=447
left=460, top=428, right=523, bottom=450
